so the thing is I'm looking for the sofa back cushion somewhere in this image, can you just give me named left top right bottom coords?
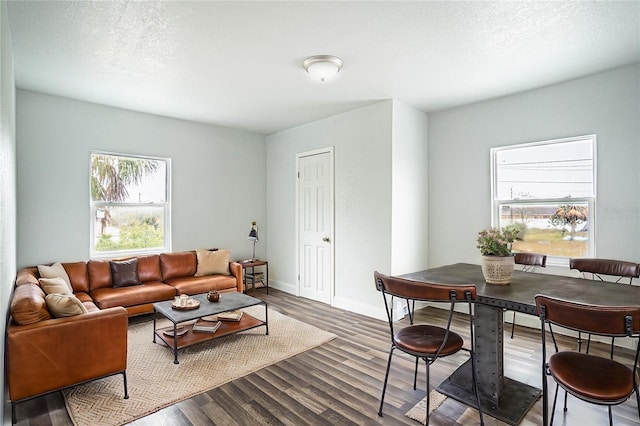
left=137, top=255, right=162, bottom=282
left=160, top=251, right=197, bottom=280
left=63, top=262, right=89, bottom=293
left=11, top=283, right=51, bottom=325
left=88, top=260, right=111, bottom=291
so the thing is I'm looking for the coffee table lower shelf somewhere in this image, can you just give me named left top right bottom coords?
left=154, top=314, right=267, bottom=364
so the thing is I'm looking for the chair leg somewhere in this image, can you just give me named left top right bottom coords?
left=610, top=336, right=615, bottom=359
left=550, top=383, right=560, bottom=426
left=469, top=351, right=485, bottom=425
left=577, top=331, right=583, bottom=352
left=511, top=311, right=516, bottom=338
left=425, top=359, right=430, bottom=426
left=542, top=366, right=549, bottom=426
left=413, top=357, right=420, bottom=390
left=549, top=324, right=559, bottom=352
left=608, top=406, right=613, bottom=426
left=406, top=299, right=413, bottom=324
left=378, top=347, right=395, bottom=417
left=122, top=371, right=129, bottom=399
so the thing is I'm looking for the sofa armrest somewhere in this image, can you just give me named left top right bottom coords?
left=229, top=262, right=244, bottom=293
left=7, top=306, right=128, bottom=402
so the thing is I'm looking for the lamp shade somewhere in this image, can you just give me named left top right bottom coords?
left=247, top=222, right=259, bottom=241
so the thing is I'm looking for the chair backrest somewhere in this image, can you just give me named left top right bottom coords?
left=569, top=258, right=640, bottom=284
left=374, top=271, right=476, bottom=303
left=515, top=252, right=547, bottom=271
left=535, top=294, right=640, bottom=337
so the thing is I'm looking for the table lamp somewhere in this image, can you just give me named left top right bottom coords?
left=247, top=222, right=259, bottom=260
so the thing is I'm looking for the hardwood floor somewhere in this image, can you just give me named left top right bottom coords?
left=12, top=289, right=640, bottom=425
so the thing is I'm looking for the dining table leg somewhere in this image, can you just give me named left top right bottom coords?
left=436, top=303, right=540, bottom=425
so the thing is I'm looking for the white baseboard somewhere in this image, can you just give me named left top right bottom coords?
left=267, top=279, right=297, bottom=295
left=332, top=295, right=387, bottom=321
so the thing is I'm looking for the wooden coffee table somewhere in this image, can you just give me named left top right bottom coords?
left=153, top=292, right=268, bottom=364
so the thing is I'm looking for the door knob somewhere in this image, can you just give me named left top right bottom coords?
left=322, top=237, right=331, bottom=242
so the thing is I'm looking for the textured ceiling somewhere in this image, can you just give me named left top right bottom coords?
left=6, top=1, right=640, bottom=135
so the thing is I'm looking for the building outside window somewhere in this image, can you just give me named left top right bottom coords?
left=90, top=152, right=171, bottom=258
left=491, top=135, right=596, bottom=264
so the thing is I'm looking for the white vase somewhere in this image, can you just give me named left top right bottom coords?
left=481, top=255, right=515, bottom=285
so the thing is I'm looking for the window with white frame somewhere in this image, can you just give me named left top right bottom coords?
left=491, top=135, right=596, bottom=262
left=90, top=152, right=171, bottom=257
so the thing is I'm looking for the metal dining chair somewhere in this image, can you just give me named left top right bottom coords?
left=509, top=252, right=547, bottom=338
left=374, top=271, right=484, bottom=426
left=535, top=294, right=640, bottom=426
left=570, top=258, right=640, bottom=355
left=570, top=258, right=640, bottom=284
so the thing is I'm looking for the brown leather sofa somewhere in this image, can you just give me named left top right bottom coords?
left=7, top=250, right=244, bottom=405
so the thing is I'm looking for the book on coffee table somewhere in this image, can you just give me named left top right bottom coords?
left=201, top=310, right=244, bottom=322
left=192, top=319, right=222, bottom=333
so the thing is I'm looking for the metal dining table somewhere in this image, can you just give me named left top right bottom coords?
left=401, top=262, right=640, bottom=425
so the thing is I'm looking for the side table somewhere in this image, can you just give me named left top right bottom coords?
left=239, top=259, right=269, bottom=294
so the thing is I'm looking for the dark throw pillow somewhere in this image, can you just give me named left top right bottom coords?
left=110, top=259, right=142, bottom=288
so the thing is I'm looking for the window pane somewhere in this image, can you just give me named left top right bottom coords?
left=494, top=138, right=594, bottom=201
left=498, top=202, right=589, bottom=258
left=91, top=154, right=166, bottom=203
left=93, top=206, right=165, bottom=252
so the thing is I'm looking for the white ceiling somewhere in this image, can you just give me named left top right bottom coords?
left=6, top=1, right=640, bottom=135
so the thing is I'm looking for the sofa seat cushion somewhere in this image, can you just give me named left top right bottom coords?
left=165, top=275, right=238, bottom=295
left=10, top=283, right=51, bottom=325
left=90, top=282, right=176, bottom=310
left=74, top=292, right=99, bottom=313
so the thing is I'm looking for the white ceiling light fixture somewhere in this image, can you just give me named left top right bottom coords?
left=302, top=55, right=343, bottom=82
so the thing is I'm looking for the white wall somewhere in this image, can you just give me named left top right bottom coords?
left=266, top=100, right=430, bottom=318
left=428, top=64, right=640, bottom=270
left=266, top=101, right=394, bottom=316
left=391, top=100, right=429, bottom=275
left=0, top=1, right=16, bottom=422
left=16, top=91, right=266, bottom=267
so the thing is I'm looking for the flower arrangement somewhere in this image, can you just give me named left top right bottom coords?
left=476, top=224, right=522, bottom=256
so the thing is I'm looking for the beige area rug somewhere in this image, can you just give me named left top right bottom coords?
left=63, top=306, right=336, bottom=426
left=405, top=390, right=448, bottom=423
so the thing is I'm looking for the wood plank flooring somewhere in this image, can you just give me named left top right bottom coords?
left=12, top=289, right=640, bottom=425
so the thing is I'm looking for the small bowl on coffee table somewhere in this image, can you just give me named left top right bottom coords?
left=207, top=290, right=220, bottom=302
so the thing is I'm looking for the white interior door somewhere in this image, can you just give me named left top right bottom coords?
left=297, top=149, right=333, bottom=304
